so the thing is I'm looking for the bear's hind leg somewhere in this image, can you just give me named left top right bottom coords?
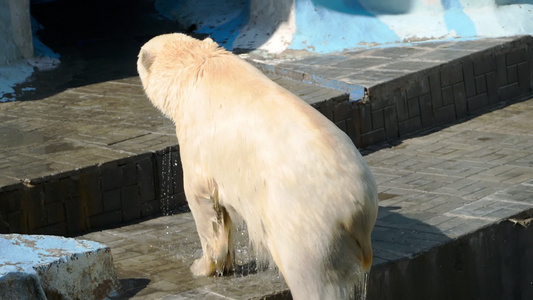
left=272, top=238, right=357, bottom=300
left=188, top=192, right=234, bottom=277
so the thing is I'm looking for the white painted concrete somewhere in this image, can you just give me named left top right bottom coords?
left=157, top=0, right=533, bottom=53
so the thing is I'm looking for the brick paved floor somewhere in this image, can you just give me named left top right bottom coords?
left=2, top=1, right=532, bottom=298
left=79, top=97, right=533, bottom=299
left=0, top=76, right=344, bottom=190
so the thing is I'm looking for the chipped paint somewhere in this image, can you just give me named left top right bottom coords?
left=0, top=234, right=118, bottom=299
left=157, top=0, right=533, bottom=53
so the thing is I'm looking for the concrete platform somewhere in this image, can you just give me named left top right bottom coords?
left=248, top=35, right=533, bottom=147
left=0, top=234, right=118, bottom=299
left=76, top=96, right=533, bottom=299
left=1, top=6, right=533, bottom=298
left=2, top=35, right=532, bottom=234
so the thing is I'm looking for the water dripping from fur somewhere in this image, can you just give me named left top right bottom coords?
left=161, top=146, right=173, bottom=217
left=355, top=272, right=369, bottom=300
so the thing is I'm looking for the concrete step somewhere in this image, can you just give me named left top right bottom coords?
left=78, top=97, right=533, bottom=299
left=0, top=234, right=119, bottom=299
left=1, top=34, right=532, bottom=299
left=247, top=36, right=533, bottom=148
left=0, top=75, right=344, bottom=236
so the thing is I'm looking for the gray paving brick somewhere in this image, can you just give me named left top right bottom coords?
left=7, top=211, right=26, bottom=233
left=137, top=158, right=156, bottom=203
left=406, top=76, right=430, bottom=99
left=397, top=194, right=467, bottom=214
left=103, top=210, right=123, bottom=226
left=496, top=54, right=508, bottom=86
left=487, top=184, right=533, bottom=204
left=331, top=57, right=390, bottom=69
left=441, top=85, right=454, bottom=106
left=418, top=48, right=473, bottom=61
left=383, top=105, right=399, bottom=140
left=453, top=82, right=468, bottom=117
left=121, top=185, right=142, bottom=222
left=2, top=36, right=533, bottom=299
left=462, top=183, right=513, bottom=201
left=462, top=60, right=476, bottom=97
left=80, top=173, right=104, bottom=215
left=440, top=62, right=463, bottom=86
left=468, top=93, right=490, bottom=112
left=507, top=64, right=519, bottom=83
left=371, top=108, right=385, bottom=130
left=475, top=75, right=487, bottom=93
left=441, top=217, right=495, bottom=238
left=395, top=92, right=409, bottom=121
left=103, top=189, right=121, bottom=212
left=447, top=197, right=533, bottom=220
left=506, top=48, right=528, bottom=66
left=433, top=105, right=456, bottom=124
left=469, top=165, right=533, bottom=184
left=332, top=100, right=353, bottom=122
left=361, top=129, right=387, bottom=147
left=399, top=117, right=422, bottom=136
left=517, top=62, right=531, bottom=94
left=473, top=54, right=496, bottom=76
left=429, top=71, right=444, bottom=108
left=419, top=94, right=433, bottom=127
left=367, top=47, right=427, bottom=59
left=357, top=104, right=373, bottom=134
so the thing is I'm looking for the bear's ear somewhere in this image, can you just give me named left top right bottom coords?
left=139, top=49, right=155, bottom=73
left=202, top=37, right=217, bottom=45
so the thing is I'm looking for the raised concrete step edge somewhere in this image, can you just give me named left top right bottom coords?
left=0, top=234, right=119, bottom=300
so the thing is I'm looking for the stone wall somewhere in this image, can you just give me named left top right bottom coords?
left=366, top=211, right=533, bottom=299
left=1, top=36, right=532, bottom=235
left=0, top=147, right=186, bottom=235
left=315, top=36, right=533, bottom=148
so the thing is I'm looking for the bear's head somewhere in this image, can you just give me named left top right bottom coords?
left=137, top=33, right=224, bottom=118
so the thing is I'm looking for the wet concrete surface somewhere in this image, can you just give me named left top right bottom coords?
left=1, top=0, right=533, bottom=298
left=77, top=96, right=533, bottom=299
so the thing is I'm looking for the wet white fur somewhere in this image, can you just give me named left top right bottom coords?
left=137, top=33, right=378, bottom=300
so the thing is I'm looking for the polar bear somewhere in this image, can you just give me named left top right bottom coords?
left=137, top=33, right=378, bottom=300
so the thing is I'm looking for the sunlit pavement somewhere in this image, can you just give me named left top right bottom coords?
left=1, top=16, right=532, bottom=298
left=79, top=95, right=533, bottom=299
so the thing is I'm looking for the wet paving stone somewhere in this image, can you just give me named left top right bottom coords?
left=1, top=13, right=532, bottom=297
left=73, top=95, right=533, bottom=298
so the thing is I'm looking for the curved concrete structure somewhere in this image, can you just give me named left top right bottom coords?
left=0, top=0, right=33, bottom=65
left=157, top=0, right=533, bottom=53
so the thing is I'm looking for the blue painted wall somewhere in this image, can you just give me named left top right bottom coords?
left=156, top=0, right=533, bottom=53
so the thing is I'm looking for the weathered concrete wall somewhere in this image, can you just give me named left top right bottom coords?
left=233, top=0, right=295, bottom=52
left=157, top=0, right=533, bottom=53
left=0, top=234, right=119, bottom=299
left=366, top=211, right=533, bottom=299
left=290, top=0, right=533, bottom=53
left=0, top=0, right=33, bottom=65
left=0, top=147, right=186, bottom=235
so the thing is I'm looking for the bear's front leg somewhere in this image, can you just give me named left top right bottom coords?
left=187, top=187, right=234, bottom=277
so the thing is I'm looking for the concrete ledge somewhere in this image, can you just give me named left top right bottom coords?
left=1, top=37, right=531, bottom=237
left=0, top=75, right=345, bottom=236
left=250, top=36, right=533, bottom=148
left=0, top=234, right=119, bottom=299
left=367, top=209, right=533, bottom=299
